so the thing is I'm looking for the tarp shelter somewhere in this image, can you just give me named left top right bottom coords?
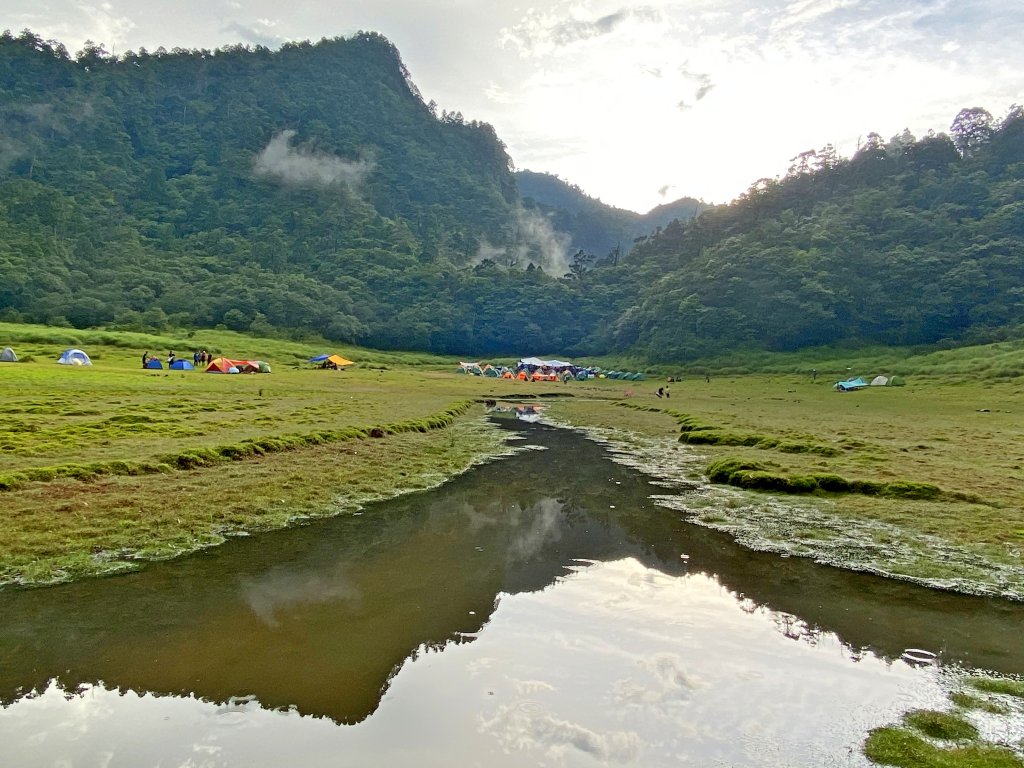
left=834, top=377, right=868, bottom=391
left=57, top=348, right=91, bottom=366
left=169, top=359, right=194, bottom=371
left=518, top=357, right=574, bottom=370
left=309, top=354, right=354, bottom=367
left=0, top=347, right=16, bottom=362
left=145, top=358, right=163, bottom=369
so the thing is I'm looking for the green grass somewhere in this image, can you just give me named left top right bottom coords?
left=864, top=679, right=1024, bottom=768
left=968, top=678, right=1024, bottom=699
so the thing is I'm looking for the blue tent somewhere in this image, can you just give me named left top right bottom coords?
left=169, top=359, right=194, bottom=371
left=834, top=377, right=868, bottom=392
left=145, top=358, right=163, bottom=369
left=308, top=354, right=330, bottom=363
left=57, top=348, right=91, bottom=366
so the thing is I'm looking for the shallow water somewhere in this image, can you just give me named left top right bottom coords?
left=1, top=420, right=1022, bottom=767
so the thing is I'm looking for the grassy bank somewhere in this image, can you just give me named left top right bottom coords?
left=0, top=326, right=560, bottom=584
left=2, top=323, right=1023, bottom=598
left=546, top=370, right=1024, bottom=598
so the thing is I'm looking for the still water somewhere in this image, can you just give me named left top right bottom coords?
left=1, top=420, right=1022, bottom=767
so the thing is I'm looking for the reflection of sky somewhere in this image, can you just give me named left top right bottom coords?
left=0, top=559, right=948, bottom=767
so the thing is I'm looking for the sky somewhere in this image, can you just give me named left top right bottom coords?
left=2, top=0, right=1022, bottom=213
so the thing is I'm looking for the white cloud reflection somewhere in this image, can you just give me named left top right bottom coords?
left=0, top=559, right=962, bottom=767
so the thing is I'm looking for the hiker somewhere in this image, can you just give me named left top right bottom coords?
left=812, top=368, right=818, bottom=381
left=665, top=385, right=670, bottom=399
left=193, top=351, right=201, bottom=366
left=656, top=387, right=664, bottom=398
left=141, top=351, right=149, bottom=368
left=168, top=351, right=176, bottom=366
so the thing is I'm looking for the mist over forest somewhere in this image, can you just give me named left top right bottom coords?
left=1, top=29, right=1021, bottom=359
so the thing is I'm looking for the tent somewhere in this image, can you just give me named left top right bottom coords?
left=206, top=357, right=267, bottom=374
left=309, top=353, right=354, bottom=368
left=0, top=347, right=16, bottom=362
left=169, top=359, right=194, bottom=371
left=57, top=348, right=91, bottom=366
left=869, top=375, right=905, bottom=387
left=145, top=358, right=164, bottom=369
left=834, top=377, right=868, bottom=392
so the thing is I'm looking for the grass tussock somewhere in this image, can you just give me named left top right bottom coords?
left=705, top=456, right=949, bottom=500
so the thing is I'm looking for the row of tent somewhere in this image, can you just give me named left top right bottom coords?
left=2, top=347, right=357, bottom=373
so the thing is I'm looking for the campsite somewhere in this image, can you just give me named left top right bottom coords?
left=1, top=320, right=1022, bottom=599
left=2, top=321, right=1024, bottom=768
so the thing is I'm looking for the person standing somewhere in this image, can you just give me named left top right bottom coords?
left=141, top=351, right=149, bottom=368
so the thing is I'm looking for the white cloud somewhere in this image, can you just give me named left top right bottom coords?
left=253, top=130, right=374, bottom=189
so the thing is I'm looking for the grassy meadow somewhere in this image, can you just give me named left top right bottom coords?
left=1, top=321, right=1023, bottom=600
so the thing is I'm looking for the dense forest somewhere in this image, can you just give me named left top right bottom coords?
left=0, top=29, right=1022, bottom=359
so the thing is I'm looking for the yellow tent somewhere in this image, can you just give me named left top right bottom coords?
left=327, top=354, right=354, bottom=367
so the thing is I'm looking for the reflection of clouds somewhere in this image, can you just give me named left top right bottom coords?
left=241, top=565, right=360, bottom=627
left=511, top=678, right=556, bottom=695
left=480, top=704, right=640, bottom=763
left=613, top=653, right=705, bottom=708
left=506, top=498, right=564, bottom=564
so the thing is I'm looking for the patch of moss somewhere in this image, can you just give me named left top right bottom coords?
left=968, top=677, right=1024, bottom=699
left=949, top=692, right=1009, bottom=715
left=864, top=726, right=1023, bottom=768
left=903, top=710, right=978, bottom=741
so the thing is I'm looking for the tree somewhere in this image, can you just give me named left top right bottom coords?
left=950, top=107, right=994, bottom=157
left=564, top=249, right=594, bottom=280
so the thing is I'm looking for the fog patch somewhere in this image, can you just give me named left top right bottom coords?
left=472, top=206, right=571, bottom=274
left=254, top=130, right=373, bottom=190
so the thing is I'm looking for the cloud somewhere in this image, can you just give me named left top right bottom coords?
left=472, top=206, right=571, bottom=275
left=480, top=704, right=641, bottom=762
left=502, top=6, right=662, bottom=57
left=253, top=130, right=374, bottom=189
left=221, top=19, right=282, bottom=48
left=77, top=2, right=135, bottom=52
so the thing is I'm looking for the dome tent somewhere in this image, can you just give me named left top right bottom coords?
left=57, top=348, right=91, bottom=366
left=0, top=347, right=16, bottom=362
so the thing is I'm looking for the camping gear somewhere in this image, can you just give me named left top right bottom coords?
left=0, top=347, right=16, bottom=362
left=57, top=349, right=91, bottom=366
left=206, top=357, right=266, bottom=374
left=145, top=358, right=164, bottom=369
left=834, top=377, right=868, bottom=391
left=310, top=354, right=354, bottom=368
left=169, top=360, right=194, bottom=371
left=258, top=361, right=272, bottom=373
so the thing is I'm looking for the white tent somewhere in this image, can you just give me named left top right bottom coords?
left=870, top=375, right=889, bottom=386
left=57, top=348, right=92, bottom=366
left=0, top=347, right=16, bottom=362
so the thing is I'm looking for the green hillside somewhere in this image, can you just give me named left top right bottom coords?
left=1, top=28, right=1022, bottom=362
left=515, top=169, right=705, bottom=258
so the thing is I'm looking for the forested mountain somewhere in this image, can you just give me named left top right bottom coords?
left=0, top=28, right=1022, bottom=360
left=600, top=111, right=1024, bottom=360
left=515, top=170, right=705, bottom=259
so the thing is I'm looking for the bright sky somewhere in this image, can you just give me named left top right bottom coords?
left=3, top=0, right=1022, bottom=212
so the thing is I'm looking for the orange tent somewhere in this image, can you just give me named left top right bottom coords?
left=206, top=357, right=259, bottom=373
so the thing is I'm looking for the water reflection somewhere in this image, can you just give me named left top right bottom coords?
left=0, top=420, right=1022, bottom=766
